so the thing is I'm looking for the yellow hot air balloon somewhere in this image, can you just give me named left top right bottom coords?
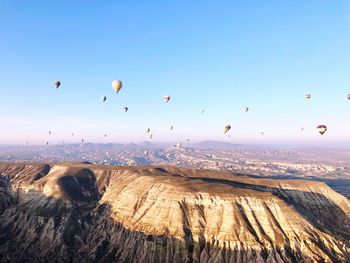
left=112, top=80, right=123, bottom=93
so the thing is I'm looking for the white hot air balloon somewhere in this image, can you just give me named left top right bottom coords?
left=305, top=93, right=311, bottom=100
left=163, top=96, right=171, bottom=103
left=53, top=80, right=61, bottom=89
left=317, top=125, right=327, bottom=135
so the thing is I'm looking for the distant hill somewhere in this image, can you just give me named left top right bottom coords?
left=189, top=140, right=246, bottom=149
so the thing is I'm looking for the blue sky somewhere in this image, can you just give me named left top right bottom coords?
left=0, top=1, right=349, bottom=146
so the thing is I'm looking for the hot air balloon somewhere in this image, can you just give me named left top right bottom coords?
left=163, top=96, right=171, bottom=103
left=305, top=94, right=311, bottom=100
left=123, top=107, right=128, bottom=112
left=224, top=125, right=231, bottom=134
left=244, top=107, right=249, bottom=112
left=347, top=94, right=350, bottom=100
left=146, top=128, right=151, bottom=133
left=53, top=80, right=61, bottom=89
left=102, top=96, right=107, bottom=102
left=112, top=80, right=123, bottom=93
left=170, top=126, right=174, bottom=130
left=317, top=125, right=327, bottom=135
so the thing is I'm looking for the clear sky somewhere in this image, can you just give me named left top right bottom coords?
left=0, top=1, right=349, bottom=146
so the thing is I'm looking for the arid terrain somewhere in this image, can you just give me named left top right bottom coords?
left=1, top=142, right=350, bottom=199
left=0, top=162, right=349, bottom=262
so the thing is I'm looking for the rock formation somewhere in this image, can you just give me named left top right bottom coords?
left=0, top=162, right=349, bottom=262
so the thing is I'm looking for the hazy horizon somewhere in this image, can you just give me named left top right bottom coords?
left=1, top=1, right=349, bottom=146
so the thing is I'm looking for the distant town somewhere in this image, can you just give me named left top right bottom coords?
left=1, top=141, right=349, bottom=199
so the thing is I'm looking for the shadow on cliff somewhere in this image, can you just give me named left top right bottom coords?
left=191, top=175, right=350, bottom=241
left=0, top=187, right=321, bottom=263
left=233, top=171, right=350, bottom=199
left=1, top=165, right=350, bottom=263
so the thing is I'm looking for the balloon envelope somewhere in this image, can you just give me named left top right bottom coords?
left=53, top=80, right=61, bottom=89
left=163, top=96, right=170, bottom=103
left=112, top=80, right=123, bottom=93
left=317, top=125, right=327, bottom=135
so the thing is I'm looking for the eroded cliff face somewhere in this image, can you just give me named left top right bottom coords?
left=0, top=162, right=349, bottom=263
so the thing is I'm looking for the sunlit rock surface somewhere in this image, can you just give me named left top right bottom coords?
left=0, top=162, right=349, bottom=262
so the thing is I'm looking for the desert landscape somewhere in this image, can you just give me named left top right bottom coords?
left=1, top=162, right=349, bottom=262
left=1, top=1, right=350, bottom=262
